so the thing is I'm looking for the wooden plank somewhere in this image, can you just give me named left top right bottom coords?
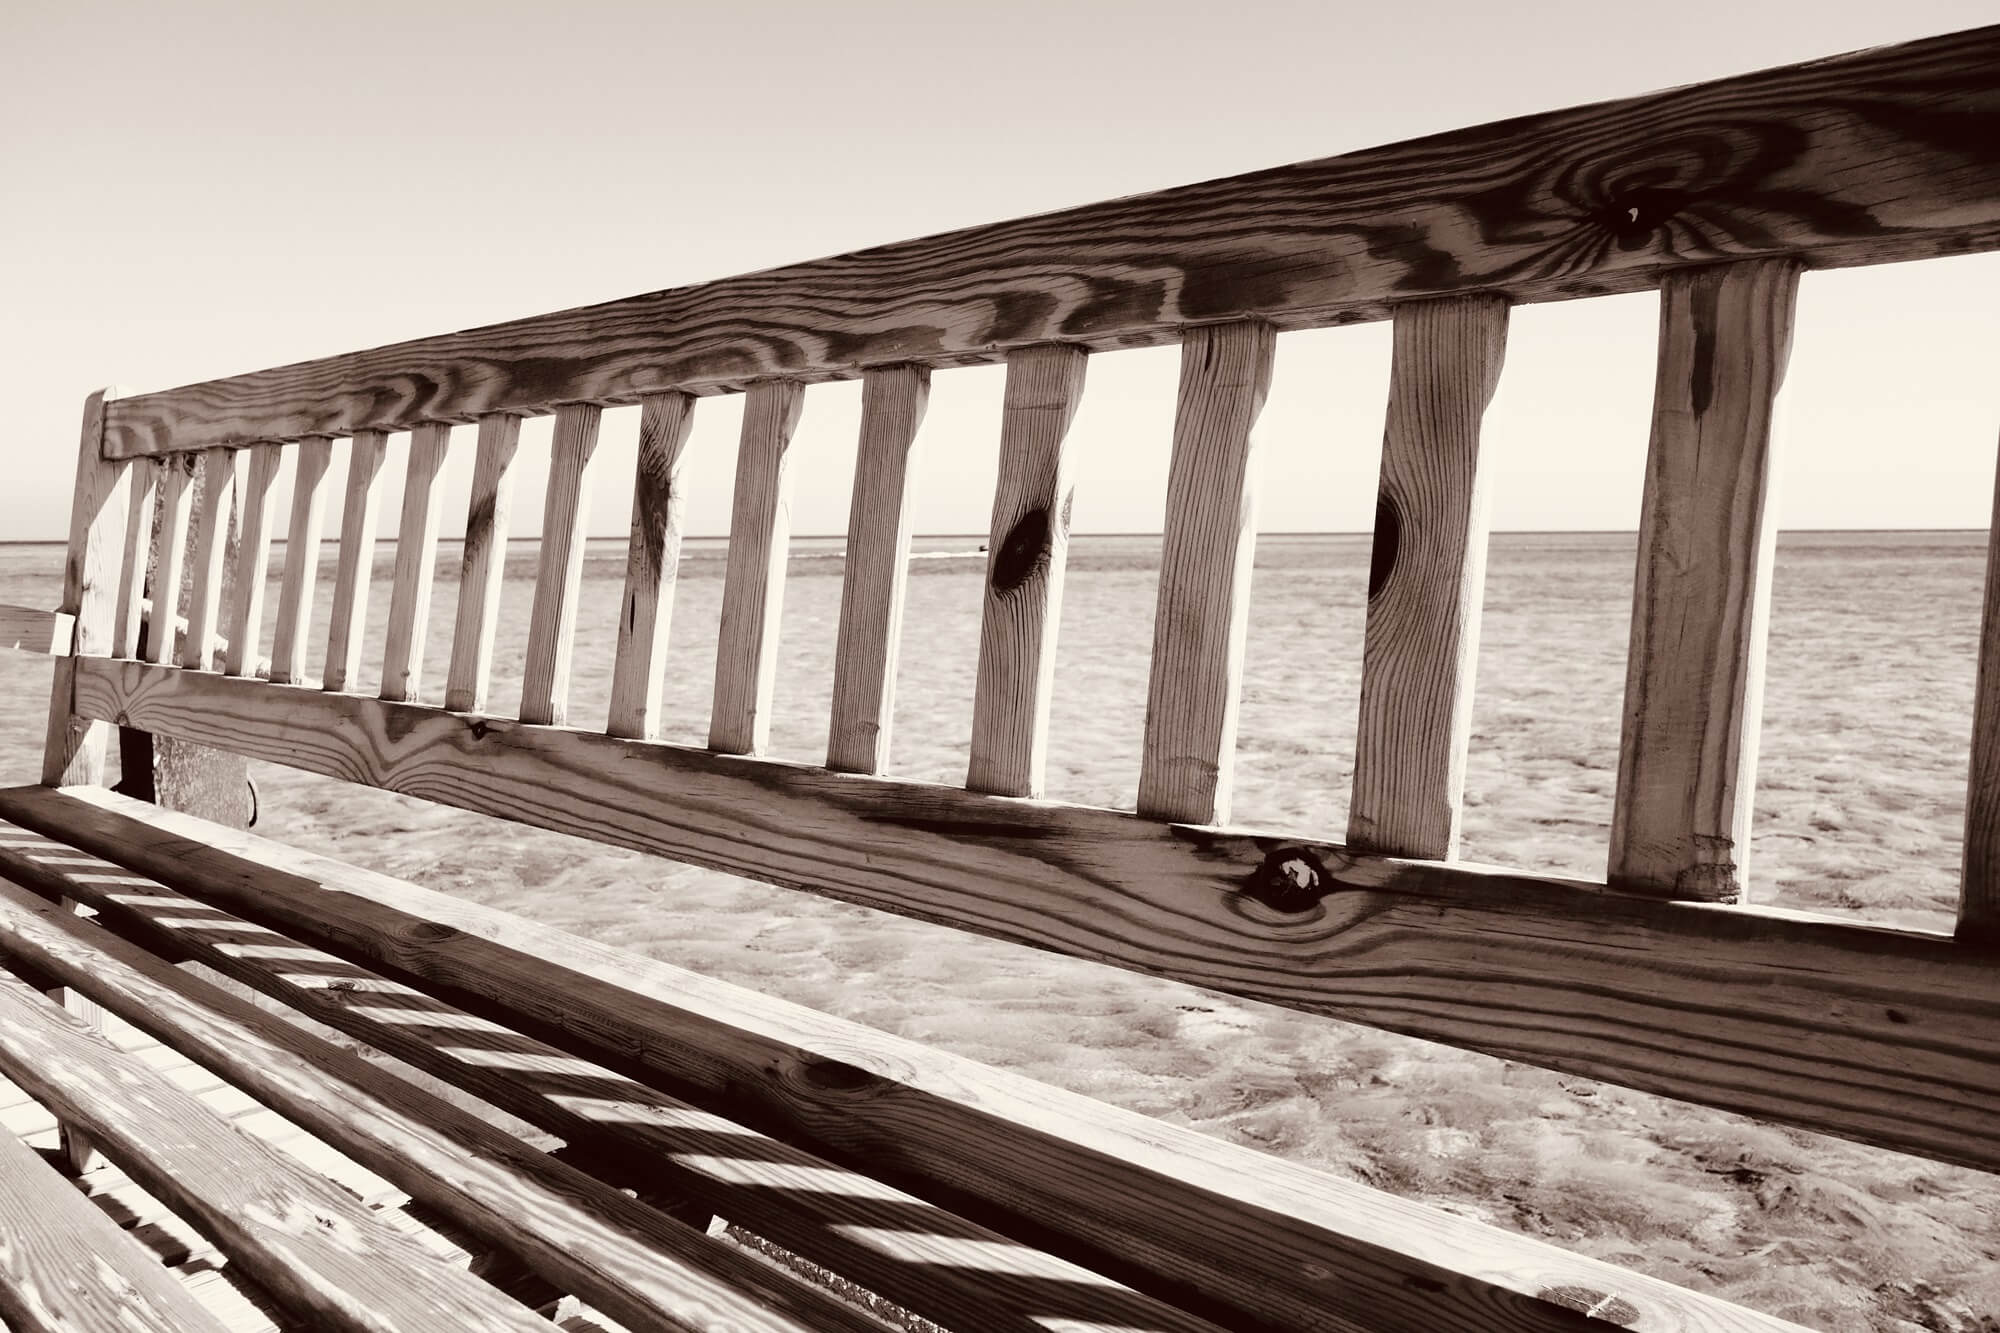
left=322, top=432, right=388, bottom=693
left=46, top=896, right=101, bottom=1173
left=0, top=1117, right=232, bottom=1333
left=520, top=406, right=603, bottom=726
left=0, top=966, right=554, bottom=1332
left=0, top=783, right=1821, bottom=1333
left=826, top=366, right=929, bottom=773
left=1964, top=456, right=2000, bottom=943
left=96, top=26, right=2000, bottom=458
left=380, top=423, right=453, bottom=704
left=0, top=608, right=72, bottom=658
left=0, top=879, right=904, bottom=1333
left=607, top=394, right=696, bottom=740
left=223, top=445, right=282, bottom=678
left=112, top=459, right=161, bottom=659
left=1348, top=296, right=1509, bottom=859
left=42, top=389, right=131, bottom=787
left=443, top=415, right=523, bottom=714
left=709, top=382, right=805, bottom=755
left=967, top=345, right=1089, bottom=797
left=1137, top=321, right=1275, bottom=825
left=47, top=665, right=2000, bottom=1177
left=1610, top=258, right=1800, bottom=900
left=269, top=438, right=333, bottom=685
left=0, top=843, right=1232, bottom=1333
left=180, top=449, right=243, bottom=674
left=143, top=460, right=196, bottom=668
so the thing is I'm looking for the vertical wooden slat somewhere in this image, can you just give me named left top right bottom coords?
left=323, top=432, right=389, bottom=693
left=1136, top=321, right=1276, bottom=825
left=606, top=393, right=697, bottom=740
left=180, top=448, right=244, bottom=673
left=520, top=405, right=604, bottom=726
left=967, top=346, right=1089, bottom=797
left=710, top=382, right=806, bottom=755
left=42, top=388, right=131, bottom=787
left=223, top=444, right=283, bottom=677
left=112, top=458, right=160, bottom=659
left=1960, top=448, right=2000, bottom=943
left=826, top=366, right=931, bottom=773
left=1348, top=296, right=1510, bottom=859
left=143, top=459, right=196, bottom=668
left=1610, top=258, right=1801, bottom=901
left=444, top=414, right=524, bottom=714
left=270, top=437, right=334, bottom=685
left=381, top=423, right=454, bottom=703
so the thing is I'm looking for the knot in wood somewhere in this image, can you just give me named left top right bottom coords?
left=800, top=1057, right=883, bottom=1095
left=1367, top=495, right=1401, bottom=602
left=1244, top=847, right=1330, bottom=913
left=1535, top=1285, right=1641, bottom=1326
left=990, top=506, right=1052, bottom=595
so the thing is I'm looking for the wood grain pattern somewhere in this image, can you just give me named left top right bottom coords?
left=0, top=837, right=1231, bottom=1333
left=181, top=449, right=244, bottom=673
left=0, top=608, right=72, bottom=657
left=380, top=424, right=453, bottom=703
left=443, top=414, right=522, bottom=714
left=97, top=26, right=2000, bottom=458
left=826, top=366, right=930, bottom=773
left=2, top=782, right=1821, bottom=1333
left=143, top=459, right=196, bottom=668
left=1138, top=322, right=1275, bottom=825
left=0, top=1114, right=231, bottom=1333
left=1963, top=455, right=2000, bottom=943
left=112, top=458, right=161, bottom=660
left=1610, top=259, right=1800, bottom=900
left=520, top=406, right=603, bottom=726
left=223, top=445, right=282, bottom=679
left=51, top=662, right=2000, bottom=1178
left=42, top=390, right=131, bottom=787
left=710, top=382, right=805, bottom=755
left=322, top=432, right=388, bottom=693
left=0, top=877, right=894, bottom=1333
left=1348, top=297, right=1509, bottom=859
left=966, top=346, right=1090, bottom=797
left=607, top=394, right=696, bottom=740
left=46, top=894, right=102, bottom=1175
left=0, top=956, right=554, bottom=1333
left=269, top=437, right=333, bottom=685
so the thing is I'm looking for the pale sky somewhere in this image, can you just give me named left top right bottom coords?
left=3, top=0, right=1996, bottom=543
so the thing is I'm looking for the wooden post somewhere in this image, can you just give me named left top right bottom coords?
left=445, top=415, right=524, bottom=714
left=382, top=423, right=454, bottom=703
left=710, top=382, right=806, bottom=756
left=522, top=406, right=604, bottom=726
left=606, top=394, right=697, bottom=740
left=1960, top=441, right=2000, bottom=944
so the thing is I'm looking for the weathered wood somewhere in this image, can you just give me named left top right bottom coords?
left=520, top=405, right=603, bottom=727
left=0, top=960, right=555, bottom=1332
left=381, top=423, right=453, bottom=704
left=180, top=449, right=243, bottom=674
left=967, top=345, right=1089, bottom=797
left=1138, top=322, right=1275, bottom=825
left=710, top=382, right=805, bottom=755
left=1348, top=297, right=1509, bottom=859
left=112, top=459, right=160, bottom=659
left=322, top=432, right=388, bottom=693
left=270, top=437, right=333, bottom=685
left=223, top=445, right=282, bottom=679
left=97, top=27, right=2000, bottom=458
left=1610, top=259, right=1800, bottom=900
left=826, top=366, right=930, bottom=773
left=0, top=1113, right=232, bottom=1333
left=607, top=394, right=696, bottom=740
left=0, top=837, right=1230, bottom=1333
left=443, top=414, right=522, bottom=714
left=45, top=894, right=101, bottom=1174
left=142, top=459, right=196, bottom=668
left=48, top=664, right=2000, bottom=1178
left=0, top=608, right=72, bottom=658
left=42, top=390, right=131, bottom=788
left=0, top=783, right=1820, bottom=1333
left=0, top=878, right=899, bottom=1333
left=1964, top=455, right=2000, bottom=943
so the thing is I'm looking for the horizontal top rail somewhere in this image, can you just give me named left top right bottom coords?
left=103, top=24, right=1999, bottom=458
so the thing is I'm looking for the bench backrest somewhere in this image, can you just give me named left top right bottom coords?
left=43, top=26, right=2000, bottom=1174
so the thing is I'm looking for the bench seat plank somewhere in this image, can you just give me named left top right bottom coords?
left=0, top=784, right=1813, bottom=1333
left=0, top=875, right=896, bottom=1333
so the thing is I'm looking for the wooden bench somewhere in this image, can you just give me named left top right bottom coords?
left=1, top=24, right=1996, bottom=1331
